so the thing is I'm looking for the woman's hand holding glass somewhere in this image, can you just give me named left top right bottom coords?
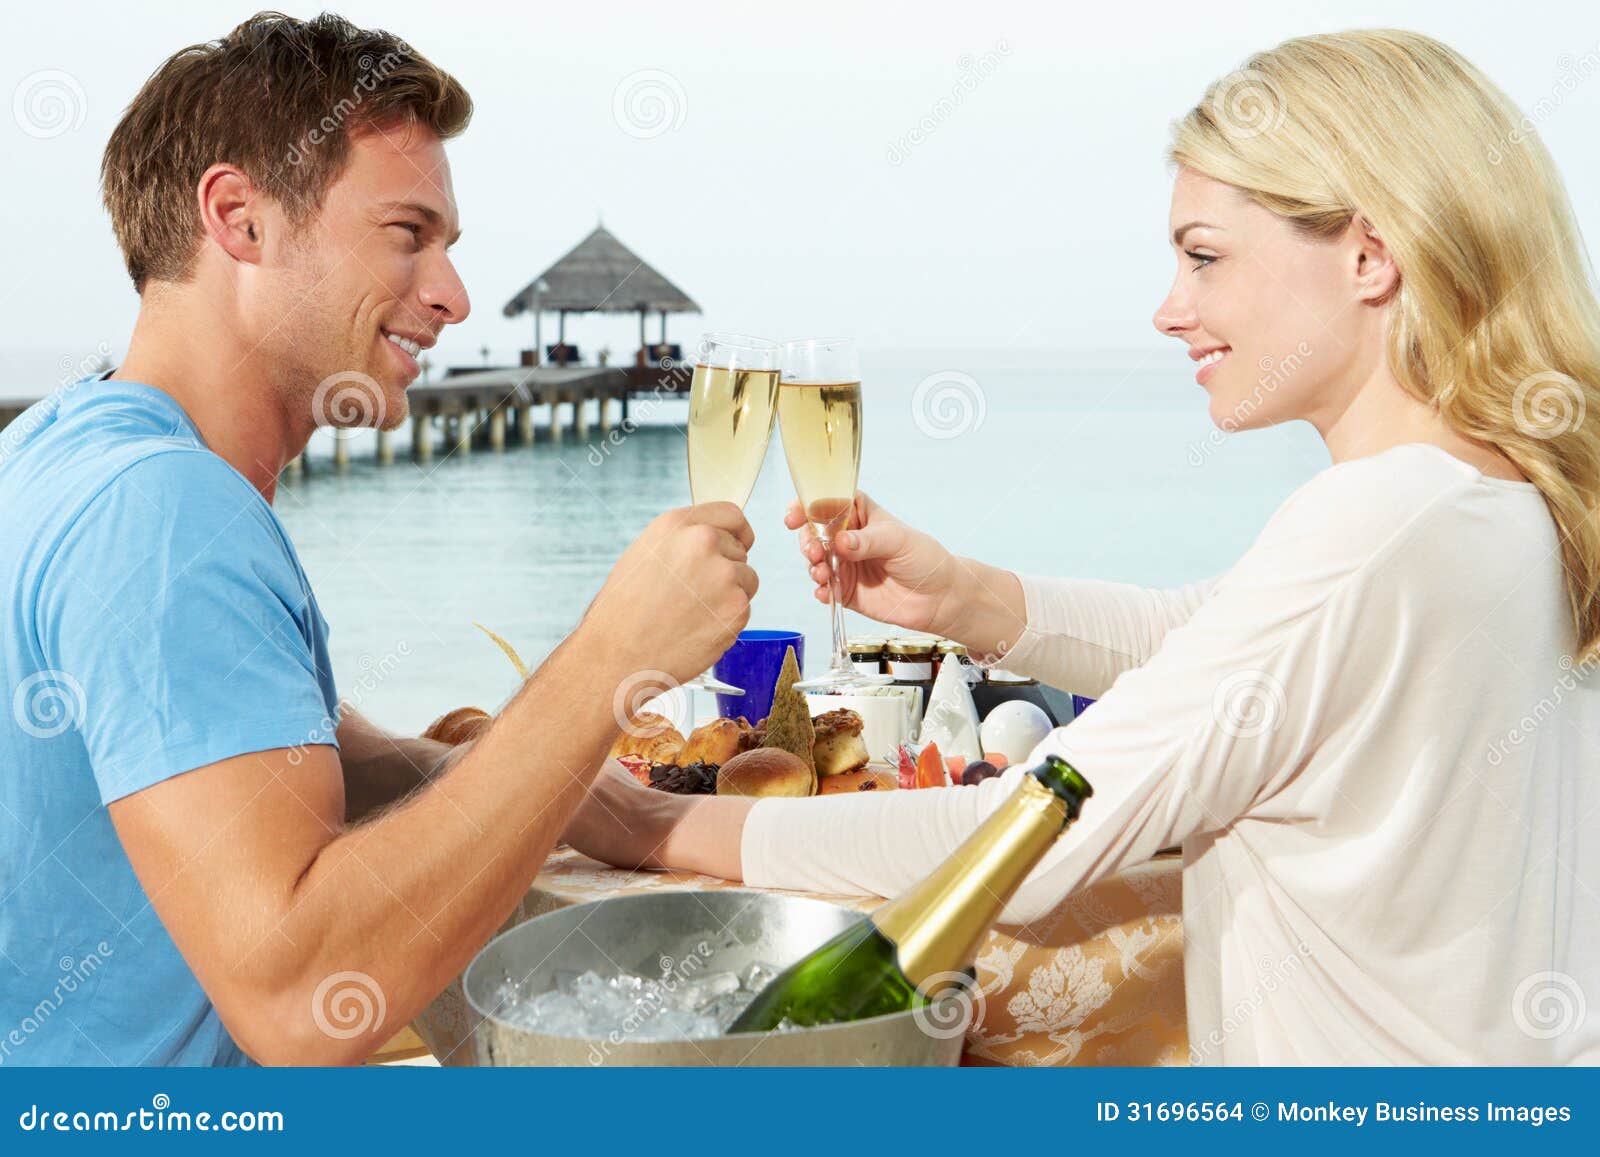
left=782, top=490, right=1028, bottom=664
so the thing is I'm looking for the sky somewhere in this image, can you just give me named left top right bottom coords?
left=3, top=0, right=1598, bottom=386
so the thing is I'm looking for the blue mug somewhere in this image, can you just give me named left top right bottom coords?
left=714, top=630, right=805, bottom=722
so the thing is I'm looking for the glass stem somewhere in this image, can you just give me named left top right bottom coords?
left=824, top=536, right=850, bottom=673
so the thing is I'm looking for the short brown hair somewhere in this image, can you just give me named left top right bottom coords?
left=102, top=11, right=472, bottom=291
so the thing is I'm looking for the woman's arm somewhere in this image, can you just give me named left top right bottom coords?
left=786, top=494, right=1220, bottom=693
left=960, top=570, right=1221, bottom=696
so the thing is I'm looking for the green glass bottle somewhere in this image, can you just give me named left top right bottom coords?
left=728, top=752, right=1093, bottom=1034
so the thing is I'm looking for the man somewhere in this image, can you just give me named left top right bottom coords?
left=0, top=12, right=755, bottom=1065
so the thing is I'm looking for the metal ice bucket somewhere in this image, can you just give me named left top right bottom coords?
left=464, top=889, right=964, bottom=1066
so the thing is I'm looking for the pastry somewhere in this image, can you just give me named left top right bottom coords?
left=422, top=706, right=492, bottom=746
left=608, top=712, right=685, bottom=764
left=680, top=716, right=752, bottom=766
left=817, top=767, right=897, bottom=794
left=811, top=708, right=870, bottom=776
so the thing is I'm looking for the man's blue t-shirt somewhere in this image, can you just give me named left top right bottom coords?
left=0, top=376, right=339, bottom=1066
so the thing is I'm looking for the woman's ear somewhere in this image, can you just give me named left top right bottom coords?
left=1351, top=214, right=1400, bottom=305
left=195, top=162, right=264, bottom=267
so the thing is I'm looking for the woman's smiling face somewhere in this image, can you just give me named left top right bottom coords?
left=1152, top=167, right=1385, bottom=435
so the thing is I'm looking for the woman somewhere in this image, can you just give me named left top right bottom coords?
left=565, top=29, right=1600, bottom=1063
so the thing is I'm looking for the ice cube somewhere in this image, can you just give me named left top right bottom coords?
left=739, top=961, right=779, bottom=991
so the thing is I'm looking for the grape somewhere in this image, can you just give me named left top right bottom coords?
left=961, top=760, right=1000, bottom=786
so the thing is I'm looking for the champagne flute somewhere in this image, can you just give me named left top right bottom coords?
left=777, top=337, right=893, bottom=691
left=682, top=332, right=782, bottom=696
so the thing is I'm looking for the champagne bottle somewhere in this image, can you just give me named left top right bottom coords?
left=728, top=753, right=1093, bottom=1033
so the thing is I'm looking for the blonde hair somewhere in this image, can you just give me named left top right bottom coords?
left=1171, top=29, right=1600, bottom=659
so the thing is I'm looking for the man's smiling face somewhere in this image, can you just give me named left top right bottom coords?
left=267, top=119, right=469, bottom=431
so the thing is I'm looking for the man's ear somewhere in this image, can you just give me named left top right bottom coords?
left=1351, top=214, right=1400, bottom=306
left=196, top=163, right=264, bottom=267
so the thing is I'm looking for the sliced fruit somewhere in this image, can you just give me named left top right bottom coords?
left=896, top=744, right=919, bottom=790
left=915, top=741, right=947, bottom=789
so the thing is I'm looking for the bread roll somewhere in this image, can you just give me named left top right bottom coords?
left=817, top=767, right=897, bottom=795
left=717, top=747, right=816, bottom=798
left=423, top=706, right=492, bottom=746
left=680, top=717, right=750, bottom=766
left=811, top=708, right=870, bottom=775
left=609, top=712, right=685, bottom=764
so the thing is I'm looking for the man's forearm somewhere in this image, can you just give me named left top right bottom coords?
left=257, top=630, right=628, bottom=1061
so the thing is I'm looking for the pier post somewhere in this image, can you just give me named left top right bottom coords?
left=547, top=399, right=563, bottom=442
left=376, top=428, right=393, bottom=465
left=518, top=404, right=534, bottom=445
left=598, top=396, right=613, bottom=433
left=332, top=429, right=349, bottom=469
left=456, top=410, right=473, bottom=455
left=489, top=407, right=506, bottom=451
left=412, top=412, right=433, bottom=462
left=574, top=396, right=590, bottom=441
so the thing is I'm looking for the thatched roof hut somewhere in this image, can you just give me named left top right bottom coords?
left=503, top=226, right=700, bottom=363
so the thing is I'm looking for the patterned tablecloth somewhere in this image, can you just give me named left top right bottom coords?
left=415, top=847, right=1188, bottom=1066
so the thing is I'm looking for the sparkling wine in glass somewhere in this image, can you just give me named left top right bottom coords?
left=777, top=337, right=892, bottom=692
left=682, top=332, right=782, bottom=696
